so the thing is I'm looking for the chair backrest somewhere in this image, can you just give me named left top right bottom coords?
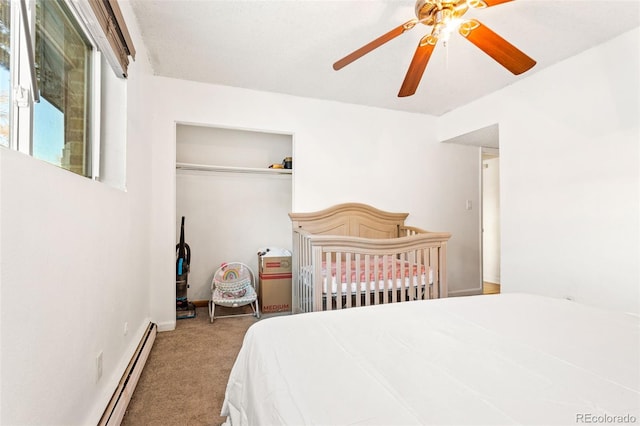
left=212, top=262, right=255, bottom=297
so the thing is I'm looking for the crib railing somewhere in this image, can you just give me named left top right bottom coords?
left=292, top=228, right=451, bottom=313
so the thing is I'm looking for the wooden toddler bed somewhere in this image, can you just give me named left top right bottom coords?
left=289, top=203, right=451, bottom=313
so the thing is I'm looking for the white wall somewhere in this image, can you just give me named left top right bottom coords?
left=0, top=2, right=155, bottom=424
left=439, top=28, right=640, bottom=314
left=146, top=80, right=483, bottom=330
left=176, top=171, right=293, bottom=300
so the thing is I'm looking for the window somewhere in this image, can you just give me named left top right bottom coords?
left=34, top=0, right=93, bottom=175
left=0, top=1, right=11, bottom=147
left=0, top=0, right=134, bottom=179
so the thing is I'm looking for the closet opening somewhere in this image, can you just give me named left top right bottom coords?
left=175, top=123, right=293, bottom=305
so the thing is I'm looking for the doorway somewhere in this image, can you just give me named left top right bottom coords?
left=440, top=123, right=501, bottom=295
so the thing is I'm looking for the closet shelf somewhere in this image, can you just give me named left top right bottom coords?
left=176, top=162, right=292, bottom=175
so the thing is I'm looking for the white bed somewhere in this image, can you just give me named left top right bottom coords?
left=221, top=293, right=639, bottom=425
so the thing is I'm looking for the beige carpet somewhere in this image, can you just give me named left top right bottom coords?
left=121, top=306, right=257, bottom=426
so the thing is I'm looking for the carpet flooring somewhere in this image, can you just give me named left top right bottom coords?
left=121, top=306, right=258, bottom=426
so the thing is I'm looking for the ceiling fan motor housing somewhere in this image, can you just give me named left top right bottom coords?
left=415, top=0, right=470, bottom=26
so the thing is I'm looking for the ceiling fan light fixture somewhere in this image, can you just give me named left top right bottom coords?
left=439, top=17, right=465, bottom=42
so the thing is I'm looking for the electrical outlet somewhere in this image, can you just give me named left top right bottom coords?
left=96, top=351, right=103, bottom=382
left=124, top=322, right=129, bottom=336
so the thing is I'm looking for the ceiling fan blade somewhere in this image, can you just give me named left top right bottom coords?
left=468, top=0, right=513, bottom=8
left=458, top=19, right=536, bottom=75
left=333, top=19, right=418, bottom=71
left=398, top=34, right=437, bottom=98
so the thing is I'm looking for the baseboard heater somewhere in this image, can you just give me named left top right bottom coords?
left=99, top=322, right=157, bottom=426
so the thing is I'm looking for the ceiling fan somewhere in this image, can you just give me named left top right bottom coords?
left=333, top=0, right=536, bottom=97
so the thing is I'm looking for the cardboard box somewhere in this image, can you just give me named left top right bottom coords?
left=258, top=249, right=292, bottom=314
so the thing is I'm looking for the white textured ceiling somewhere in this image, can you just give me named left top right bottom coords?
left=129, top=0, right=640, bottom=116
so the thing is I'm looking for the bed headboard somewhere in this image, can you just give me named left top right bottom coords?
left=289, top=203, right=409, bottom=239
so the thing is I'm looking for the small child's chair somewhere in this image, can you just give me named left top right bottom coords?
left=209, top=262, right=260, bottom=323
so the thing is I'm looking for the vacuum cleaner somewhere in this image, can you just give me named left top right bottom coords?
left=176, top=216, right=196, bottom=319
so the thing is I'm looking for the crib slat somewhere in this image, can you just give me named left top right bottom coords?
left=406, top=250, right=412, bottom=302
left=298, top=233, right=301, bottom=312
left=397, top=252, right=403, bottom=303
left=396, top=252, right=401, bottom=303
left=364, top=254, right=371, bottom=306
left=345, top=252, right=352, bottom=309
left=410, top=250, right=416, bottom=302
left=373, top=255, right=380, bottom=306
left=307, top=244, right=312, bottom=312
left=410, top=249, right=417, bottom=301
left=292, top=232, right=299, bottom=313
left=304, top=233, right=310, bottom=311
left=401, top=250, right=408, bottom=302
left=307, top=234, right=311, bottom=311
left=298, top=232, right=303, bottom=312
left=430, top=246, right=438, bottom=299
left=322, top=251, right=330, bottom=311
left=382, top=255, right=389, bottom=305
left=390, top=254, right=397, bottom=304
left=420, top=249, right=425, bottom=300
left=306, top=236, right=312, bottom=311
left=354, top=253, right=361, bottom=308
left=439, top=242, right=448, bottom=298
left=312, top=246, right=323, bottom=311
left=335, top=251, right=342, bottom=310
left=420, top=247, right=427, bottom=300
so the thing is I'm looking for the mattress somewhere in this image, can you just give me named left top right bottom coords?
left=221, top=293, right=640, bottom=425
left=303, top=259, right=433, bottom=295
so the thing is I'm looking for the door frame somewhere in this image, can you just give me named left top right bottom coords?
left=481, top=147, right=500, bottom=292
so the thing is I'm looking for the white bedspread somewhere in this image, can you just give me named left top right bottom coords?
left=221, top=293, right=640, bottom=425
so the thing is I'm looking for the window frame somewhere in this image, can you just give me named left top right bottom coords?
left=6, top=0, right=103, bottom=179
